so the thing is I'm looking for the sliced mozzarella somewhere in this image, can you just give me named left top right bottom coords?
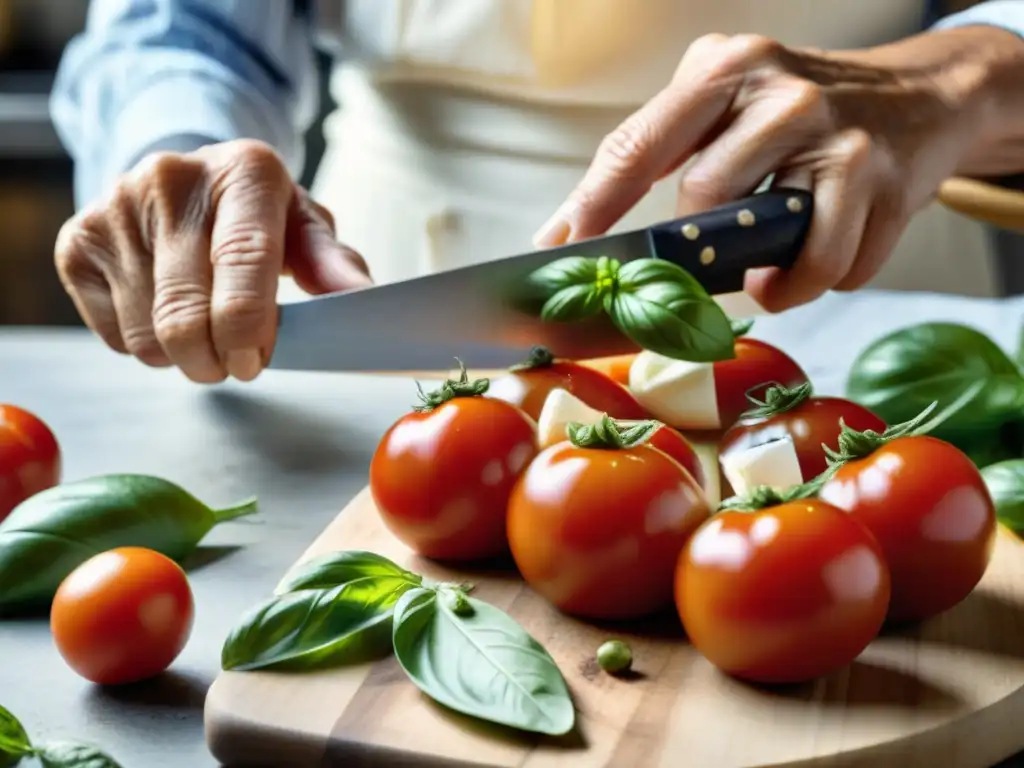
left=536, top=388, right=604, bottom=448
left=720, top=437, right=803, bottom=498
left=627, top=350, right=719, bottom=430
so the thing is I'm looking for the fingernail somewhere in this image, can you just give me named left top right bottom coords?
left=225, top=348, right=263, bottom=381
left=532, top=210, right=572, bottom=248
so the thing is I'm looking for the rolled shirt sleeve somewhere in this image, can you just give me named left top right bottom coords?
left=49, top=0, right=319, bottom=209
left=932, top=0, right=1024, bottom=39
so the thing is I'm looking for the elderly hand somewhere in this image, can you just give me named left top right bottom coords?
left=536, top=27, right=1024, bottom=312
left=54, top=140, right=371, bottom=383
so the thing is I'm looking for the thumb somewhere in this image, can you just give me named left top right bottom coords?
left=284, top=191, right=374, bottom=294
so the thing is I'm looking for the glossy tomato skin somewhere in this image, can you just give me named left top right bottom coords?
left=820, top=436, right=996, bottom=623
left=647, top=426, right=706, bottom=490
left=676, top=500, right=890, bottom=684
left=51, top=547, right=194, bottom=685
left=0, top=404, right=61, bottom=521
left=508, top=442, right=709, bottom=620
left=720, top=397, right=886, bottom=482
left=488, top=361, right=648, bottom=422
left=714, top=339, right=808, bottom=430
left=370, top=397, right=537, bottom=561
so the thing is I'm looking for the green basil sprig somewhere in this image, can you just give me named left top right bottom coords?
left=846, top=322, right=1024, bottom=460
left=527, top=255, right=735, bottom=363
left=0, top=705, right=122, bottom=767
left=223, top=552, right=423, bottom=671
left=392, top=586, right=574, bottom=736
left=222, top=550, right=576, bottom=736
left=981, top=460, right=1024, bottom=533
left=0, top=474, right=258, bottom=614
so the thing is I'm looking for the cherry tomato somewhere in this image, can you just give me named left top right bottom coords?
left=0, top=404, right=61, bottom=522
left=51, top=547, right=194, bottom=685
left=720, top=385, right=886, bottom=482
left=371, top=372, right=537, bottom=561
left=646, top=425, right=706, bottom=490
left=820, top=435, right=996, bottom=623
left=713, top=338, right=808, bottom=429
left=585, top=354, right=636, bottom=386
left=508, top=435, right=709, bottom=620
left=676, top=499, right=890, bottom=683
left=488, top=348, right=647, bottom=422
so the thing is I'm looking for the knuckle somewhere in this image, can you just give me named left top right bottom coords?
left=212, top=291, right=271, bottom=343
left=730, top=33, right=781, bottom=61
left=838, top=129, right=875, bottom=170
left=152, top=283, right=211, bottom=350
left=229, top=140, right=289, bottom=184
left=54, top=211, right=114, bottom=281
left=678, top=172, right=729, bottom=207
left=597, top=114, right=659, bottom=179
left=211, top=225, right=276, bottom=267
left=121, top=328, right=168, bottom=365
left=784, top=80, right=825, bottom=118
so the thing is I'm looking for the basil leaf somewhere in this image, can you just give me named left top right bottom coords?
left=36, top=742, right=123, bottom=768
left=527, top=256, right=599, bottom=293
left=275, top=550, right=421, bottom=595
left=729, top=317, right=755, bottom=338
left=982, top=460, right=1024, bottom=532
left=540, top=284, right=604, bottom=323
left=0, top=705, right=31, bottom=767
left=846, top=322, right=1024, bottom=439
left=608, top=259, right=735, bottom=362
left=222, top=575, right=417, bottom=671
left=392, top=587, right=575, bottom=736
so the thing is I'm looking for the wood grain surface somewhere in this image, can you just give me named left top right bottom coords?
left=205, top=463, right=1024, bottom=767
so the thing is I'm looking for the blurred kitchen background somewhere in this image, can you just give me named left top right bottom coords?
left=0, top=0, right=1022, bottom=328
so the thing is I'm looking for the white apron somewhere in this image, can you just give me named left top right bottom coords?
left=281, top=0, right=993, bottom=301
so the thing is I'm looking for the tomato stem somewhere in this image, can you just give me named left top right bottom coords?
left=509, top=346, right=556, bottom=371
left=730, top=317, right=755, bottom=338
left=824, top=380, right=985, bottom=465
left=567, top=414, right=661, bottom=450
left=212, top=496, right=260, bottom=524
left=718, top=470, right=835, bottom=513
left=741, top=381, right=813, bottom=420
left=413, top=359, right=490, bottom=411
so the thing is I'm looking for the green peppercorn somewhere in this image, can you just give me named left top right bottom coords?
left=596, top=640, right=632, bottom=675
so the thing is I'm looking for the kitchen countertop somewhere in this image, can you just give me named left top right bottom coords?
left=4, top=287, right=1024, bottom=768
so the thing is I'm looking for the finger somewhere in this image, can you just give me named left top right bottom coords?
left=208, top=142, right=293, bottom=381
left=103, top=182, right=170, bottom=367
left=53, top=210, right=128, bottom=354
left=284, top=192, right=374, bottom=295
left=833, top=185, right=909, bottom=292
left=534, top=60, right=747, bottom=246
left=676, top=83, right=825, bottom=215
left=740, top=167, right=814, bottom=296
left=746, top=130, right=875, bottom=312
left=142, top=153, right=226, bottom=383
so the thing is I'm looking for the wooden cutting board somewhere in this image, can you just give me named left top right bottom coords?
left=205, top=453, right=1024, bottom=768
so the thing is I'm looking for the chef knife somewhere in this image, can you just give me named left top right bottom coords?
left=267, top=188, right=813, bottom=373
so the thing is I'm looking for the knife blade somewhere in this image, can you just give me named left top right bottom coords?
left=268, top=188, right=813, bottom=373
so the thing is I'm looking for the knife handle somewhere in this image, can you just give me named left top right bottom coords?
left=646, top=188, right=813, bottom=295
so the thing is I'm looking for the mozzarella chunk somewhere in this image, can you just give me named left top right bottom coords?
left=628, top=350, right=719, bottom=430
left=720, top=437, right=803, bottom=498
left=536, top=388, right=604, bottom=448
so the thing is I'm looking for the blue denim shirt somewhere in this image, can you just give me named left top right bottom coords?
left=49, top=0, right=1024, bottom=209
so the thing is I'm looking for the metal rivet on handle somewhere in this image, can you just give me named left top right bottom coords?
left=737, top=209, right=756, bottom=226
left=786, top=197, right=804, bottom=213
left=681, top=223, right=701, bottom=240
left=700, top=246, right=716, bottom=265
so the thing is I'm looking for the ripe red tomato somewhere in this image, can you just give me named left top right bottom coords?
left=51, top=547, right=194, bottom=685
left=719, top=384, right=886, bottom=482
left=488, top=347, right=647, bottom=422
left=0, top=404, right=61, bottom=522
left=646, top=425, right=706, bottom=490
left=713, top=338, right=808, bottom=429
left=676, top=499, right=890, bottom=683
left=507, top=433, right=710, bottom=620
left=820, top=435, right=996, bottom=623
left=371, top=372, right=537, bottom=561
